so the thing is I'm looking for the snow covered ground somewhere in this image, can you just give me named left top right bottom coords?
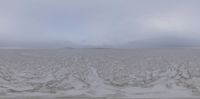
left=0, top=49, right=200, bottom=98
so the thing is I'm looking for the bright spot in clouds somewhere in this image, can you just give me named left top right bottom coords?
left=150, top=17, right=187, bottom=32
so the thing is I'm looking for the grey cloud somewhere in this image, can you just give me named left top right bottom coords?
left=0, top=0, right=200, bottom=48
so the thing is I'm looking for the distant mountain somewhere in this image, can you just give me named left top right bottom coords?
left=121, top=36, right=200, bottom=48
left=0, top=41, right=81, bottom=49
left=1, top=36, right=200, bottom=49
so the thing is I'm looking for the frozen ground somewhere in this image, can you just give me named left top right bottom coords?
left=0, top=49, right=200, bottom=98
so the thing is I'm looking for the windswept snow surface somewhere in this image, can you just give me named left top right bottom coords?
left=0, top=49, right=200, bottom=98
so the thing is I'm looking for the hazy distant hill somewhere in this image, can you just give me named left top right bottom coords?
left=0, top=41, right=79, bottom=49
left=121, top=36, right=200, bottom=48
left=1, top=36, right=200, bottom=49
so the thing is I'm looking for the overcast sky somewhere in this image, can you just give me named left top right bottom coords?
left=0, top=0, right=200, bottom=46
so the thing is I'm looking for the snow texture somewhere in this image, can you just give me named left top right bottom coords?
left=0, top=49, right=200, bottom=98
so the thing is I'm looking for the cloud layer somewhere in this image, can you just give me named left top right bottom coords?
left=0, top=0, right=200, bottom=47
